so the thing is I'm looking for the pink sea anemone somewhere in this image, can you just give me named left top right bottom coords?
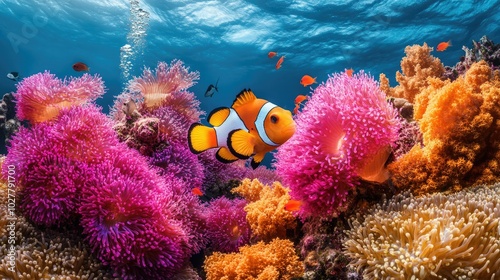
left=128, top=60, right=199, bottom=109
left=275, top=71, right=401, bottom=219
left=15, top=71, right=105, bottom=123
left=204, top=197, right=251, bottom=252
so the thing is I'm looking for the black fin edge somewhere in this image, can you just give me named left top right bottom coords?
left=232, top=88, right=252, bottom=106
left=207, top=107, right=229, bottom=125
left=187, top=123, right=203, bottom=154
left=215, top=148, right=238, bottom=164
left=227, top=129, right=251, bottom=160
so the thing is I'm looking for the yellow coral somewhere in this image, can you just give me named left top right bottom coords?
left=232, top=179, right=297, bottom=241
left=389, top=61, right=500, bottom=195
left=384, top=43, right=444, bottom=103
left=204, top=238, right=304, bottom=280
left=345, top=183, right=500, bottom=280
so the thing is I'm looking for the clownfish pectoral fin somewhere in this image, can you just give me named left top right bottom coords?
left=250, top=152, right=266, bottom=169
left=188, top=123, right=218, bottom=154
left=207, top=107, right=231, bottom=126
left=227, top=129, right=255, bottom=159
left=232, top=89, right=257, bottom=108
left=216, top=147, right=239, bottom=163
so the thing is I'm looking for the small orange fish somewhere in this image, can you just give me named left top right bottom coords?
left=73, top=62, right=90, bottom=72
left=294, top=94, right=307, bottom=104
left=276, top=55, right=285, bottom=69
left=284, top=199, right=302, bottom=212
left=192, top=187, right=203, bottom=196
left=293, top=104, right=300, bottom=115
left=436, top=41, right=451, bottom=51
left=268, top=51, right=278, bottom=58
left=346, top=68, right=354, bottom=77
left=300, top=75, right=316, bottom=87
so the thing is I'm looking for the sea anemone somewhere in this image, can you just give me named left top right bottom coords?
left=204, top=197, right=251, bottom=252
left=15, top=71, right=105, bottom=124
left=128, top=60, right=199, bottom=109
left=345, top=183, right=500, bottom=279
left=275, top=71, right=401, bottom=219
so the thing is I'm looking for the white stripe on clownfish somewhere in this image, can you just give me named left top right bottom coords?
left=255, top=102, right=279, bottom=147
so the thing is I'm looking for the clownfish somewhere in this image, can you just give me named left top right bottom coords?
left=188, top=89, right=296, bottom=169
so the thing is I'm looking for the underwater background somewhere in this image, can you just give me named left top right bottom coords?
left=1, top=0, right=500, bottom=280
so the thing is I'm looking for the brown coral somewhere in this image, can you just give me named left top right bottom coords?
left=383, top=43, right=445, bottom=103
left=389, top=61, right=500, bottom=195
left=344, top=183, right=500, bottom=280
left=204, top=238, right=304, bottom=280
left=232, top=178, right=297, bottom=241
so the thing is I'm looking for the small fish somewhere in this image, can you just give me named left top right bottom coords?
left=268, top=51, right=278, bottom=58
left=345, top=68, right=354, bottom=77
left=285, top=199, right=302, bottom=212
left=293, top=104, right=300, bottom=115
left=294, top=94, right=307, bottom=104
left=300, top=75, right=316, bottom=87
left=73, top=62, right=90, bottom=72
left=188, top=89, right=296, bottom=169
left=275, top=55, right=285, bottom=70
left=436, top=41, right=451, bottom=51
left=204, top=77, right=219, bottom=97
left=6, top=72, right=19, bottom=81
left=192, top=187, right=203, bottom=196
left=122, top=99, right=142, bottom=118
left=230, top=225, right=241, bottom=241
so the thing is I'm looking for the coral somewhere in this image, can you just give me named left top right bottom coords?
left=149, top=141, right=205, bottom=188
left=387, top=43, right=445, bottom=103
left=443, top=35, right=500, bottom=80
left=391, top=120, right=422, bottom=160
left=275, top=71, right=401, bottom=219
left=204, top=238, right=304, bottom=280
left=244, top=165, right=282, bottom=186
left=345, top=183, right=500, bottom=279
left=389, top=61, right=500, bottom=195
left=15, top=71, right=105, bottom=124
left=232, top=179, right=297, bottom=241
left=204, top=197, right=251, bottom=252
left=128, top=60, right=200, bottom=109
left=0, top=93, right=20, bottom=149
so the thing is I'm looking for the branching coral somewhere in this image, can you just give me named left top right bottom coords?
left=15, top=71, right=105, bottom=124
left=275, top=71, right=401, bottom=219
left=205, top=197, right=251, bottom=252
left=389, top=61, right=500, bottom=195
left=382, top=43, right=445, bottom=103
left=344, top=183, right=500, bottom=279
left=232, top=178, right=297, bottom=241
left=204, top=238, right=304, bottom=280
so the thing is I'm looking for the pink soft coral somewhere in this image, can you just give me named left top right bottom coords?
left=15, top=71, right=104, bottom=123
left=275, top=71, right=401, bottom=219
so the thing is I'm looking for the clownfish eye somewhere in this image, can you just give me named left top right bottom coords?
left=270, top=115, right=279, bottom=124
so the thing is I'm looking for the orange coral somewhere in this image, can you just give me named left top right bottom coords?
left=203, top=238, right=304, bottom=280
left=389, top=61, right=500, bottom=195
left=232, top=179, right=297, bottom=241
left=383, top=43, right=445, bottom=103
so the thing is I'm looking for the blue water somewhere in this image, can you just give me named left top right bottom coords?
left=0, top=0, right=499, bottom=164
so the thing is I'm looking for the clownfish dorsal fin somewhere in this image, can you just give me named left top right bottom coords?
left=232, top=89, right=257, bottom=108
left=207, top=107, right=231, bottom=126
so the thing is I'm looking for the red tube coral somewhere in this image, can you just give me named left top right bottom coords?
left=275, top=71, right=401, bottom=219
left=15, top=71, right=104, bottom=124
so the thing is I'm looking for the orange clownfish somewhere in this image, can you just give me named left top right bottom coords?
left=73, top=62, right=90, bottom=72
left=300, top=75, right=316, bottom=87
left=285, top=199, right=302, bottom=212
left=346, top=68, right=354, bottom=77
left=188, top=89, right=296, bottom=169
left=192, top=187, right=203, bottom=196
left=268, top=51, right=278, bottom=58
left=276, top=55, right=285, bottom=69
left=436, top=41, right=451, bottom=51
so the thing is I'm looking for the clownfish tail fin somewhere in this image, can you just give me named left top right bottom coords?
left=188, top=123, right=218, bottom=154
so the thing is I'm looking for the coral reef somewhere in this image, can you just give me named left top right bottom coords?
left=443, top=35, right=500, bottom=80
left=203, top=238, right=304, bottom=280
left=389, top=61, right=500, bottom=195
left=0, top=93, right=20, bottom=150
left=15, top=71, right=105, bottom=124
left=204, top=197, right=251, bottom=253
left=275, top=71, right=401, bottom=219
left=232, top=178, right=297, bottom=241
left=381, top=43, right=445, bottom=103
left=244, top=165, right=282, bottom=186
left=345, top=183, right=500, bottom=279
